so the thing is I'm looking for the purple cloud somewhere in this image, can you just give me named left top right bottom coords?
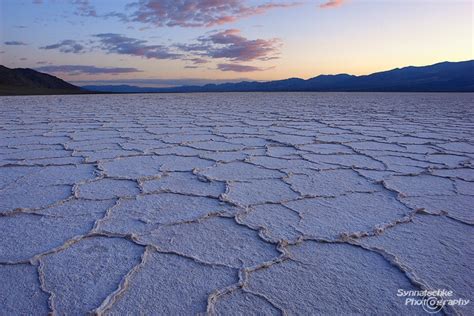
left=4, top=41, right=28, bottom=46
left=35, top=65, right=142, bottom=75
left=217, top=63, right=263, bottom=72
left=129, top=0, right=300, bottom=27
left=320, top=0, right=345, bottom=9
left=33, top=29, right=279, bottom=73
left=185, top=57, right=209, bottom=64
left=33, top=0, right=97, bottom=16
left=94, top=33, right=182, bottom=59
left=180, top=29, right=280, bottom=62
left=40, top=40, right=86, bottom=53
left=72, top=0, right=97, bottom=17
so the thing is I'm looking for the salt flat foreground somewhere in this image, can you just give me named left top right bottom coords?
left=0, top=93, right=473, bottom=315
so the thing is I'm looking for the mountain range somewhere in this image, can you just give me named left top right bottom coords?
left=0, top=60, right=472, bottom=96
left=83, top=60, right=474, bottom=93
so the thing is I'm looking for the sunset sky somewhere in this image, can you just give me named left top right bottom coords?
left=1, top=0, right=472, bottom=87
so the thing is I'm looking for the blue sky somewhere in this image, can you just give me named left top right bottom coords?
left=1, top=0, right=472, bottom=87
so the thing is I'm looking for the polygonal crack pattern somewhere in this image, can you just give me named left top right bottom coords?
left=0, top=93, right=472, bottom=314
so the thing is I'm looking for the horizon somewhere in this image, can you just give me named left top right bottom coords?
left=3, top=59, right=472, bottom=89
left=68, top=59, right=474, bottom=88
left=1, top=0, right=472, bottom=87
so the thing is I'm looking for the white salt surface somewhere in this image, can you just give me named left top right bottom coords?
left=0, top=92, right=473, bottom=314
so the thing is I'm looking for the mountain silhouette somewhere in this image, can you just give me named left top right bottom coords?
left=0, top=65, right=85, bottom=95
left=1, top=60, right=472, bottom=95
left=84, top=60, right=474, bottom=93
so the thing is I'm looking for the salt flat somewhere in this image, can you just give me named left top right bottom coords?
left=0, top=92, right=473, bottom=315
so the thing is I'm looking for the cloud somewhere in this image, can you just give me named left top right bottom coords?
left=186, top=57, right=209, bottom=64
left=35, top=29, right=278, bottom=73
left=217, top=63, right=263, bottom=72
left=38, top=30, right=279, bottom=66
left=94, top=33, right=182, bottom=59
left=33, top=0, right=97, bottom=16
left=320, top=0, right=345, bottom=9
left=103, top=11, right=129, bottom=22
left=128, top=0, right=300, bottom=27
left=179, top=29, right=280, bottom=62
left=35, top=65, right=142, bottom=75
left=4, top=41, right=28, bottom=46
left=72, top=0, right=97, bottom=16
left=40, top=40, right=86, bottom=53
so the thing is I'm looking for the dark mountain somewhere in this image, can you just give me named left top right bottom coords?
left=0, top=65, right=86, bottom=95
left=84, top=60, right=474, bottom=93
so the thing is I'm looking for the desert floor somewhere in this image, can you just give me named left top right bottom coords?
left=1, top=93, right=472, bottom=315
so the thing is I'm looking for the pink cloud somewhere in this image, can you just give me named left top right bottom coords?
left=319, top=0, right=345, bottom=9
left=129, top=0, right=301, bottom=27
left=180, top=29, right=281, bottom=62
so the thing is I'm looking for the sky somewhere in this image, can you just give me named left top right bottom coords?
left=0, top=0, right=473, bottom=87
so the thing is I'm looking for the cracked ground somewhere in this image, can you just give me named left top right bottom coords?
left=0, top=92, right=473, bottom=315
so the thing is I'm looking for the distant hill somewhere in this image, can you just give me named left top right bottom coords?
left=84, top=60, right=474, bottom=93
left=81, top=84, right=158, bottom=93
left=0, top=65, right=87, bottom=96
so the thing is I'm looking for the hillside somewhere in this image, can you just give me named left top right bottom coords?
left=0, top=65, right=86, bottom=96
